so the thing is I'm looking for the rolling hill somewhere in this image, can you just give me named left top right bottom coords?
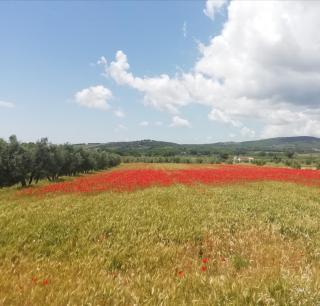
left=82, top=136, right=320, bottom=155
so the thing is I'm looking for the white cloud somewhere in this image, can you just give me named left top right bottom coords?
left=203, top=0, right=227, bottom=20
left=104, top=50, right=192, bottom=113
left=100, top=1, right=320, bottom=139
left=155, top=121, right=163, bottom=126
left=208, top=108, right=255, bottom=138
left=197, top=0, right=320, bottom=137
left=208, top=109, right=242, bottom=128
left=114, top=109, right=125, bottom=118
left=97, top=56, right=107, bottom=65
left=170, top=116, right=191, bottom=128
left=139, top=121, right=149, bottom=127
left=0, top=100, right=15, bottom=108
left=74, top=85, right=112, bottom=110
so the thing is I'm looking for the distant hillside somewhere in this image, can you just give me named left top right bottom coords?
left=82, top=137, right=320, bottom=156
left=234, top=136, right=320, bottom=152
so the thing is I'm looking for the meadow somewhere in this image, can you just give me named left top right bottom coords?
left=1, top=163, right=320, bottom=305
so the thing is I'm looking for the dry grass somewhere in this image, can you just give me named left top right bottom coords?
left=0, top=164, right=320, bottom=305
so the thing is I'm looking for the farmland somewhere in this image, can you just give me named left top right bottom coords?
left=1, top=163, right=320, bottom=305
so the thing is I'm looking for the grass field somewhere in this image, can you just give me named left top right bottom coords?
left=1, top=163, right=320, bottom=305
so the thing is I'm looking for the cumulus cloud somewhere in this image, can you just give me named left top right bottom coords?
left=208, top=109, right=242, bottom=128
left=100, top=1, right=320, bottom=138
left=102, top=50, right=193, bottom=113
left=203, top=0, right=228, bottom=20
left=74, top=85, right=112, bottom=110
left=170, top=116, right=191, bottom=128
left=196, top=0, right=320, bottom=137
left=0, top=100, right=15, bottom=108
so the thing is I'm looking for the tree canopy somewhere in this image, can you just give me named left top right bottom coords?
left=0, top=136, right=121, bottom=187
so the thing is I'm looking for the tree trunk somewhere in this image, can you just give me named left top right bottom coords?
left=20, top=178, right=26, bottom=187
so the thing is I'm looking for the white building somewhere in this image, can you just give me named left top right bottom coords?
left=233, top=156, right=255, bottom=163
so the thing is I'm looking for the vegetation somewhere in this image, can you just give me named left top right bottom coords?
left=2, top=135, right=320, bottom=190
left=78, top=137, right=320, bottom=170
left=0, top=135, right=121, bottom=188
left=84, top=136, right=320, bottom=156
left=0, top=163, right=320, bottom=304
left=2, top=134, right=320, bottom=303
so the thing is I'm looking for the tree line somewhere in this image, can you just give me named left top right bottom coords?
left=121, top=155, right=229, bottom=164
left=0, top=136, right=121, bottom=188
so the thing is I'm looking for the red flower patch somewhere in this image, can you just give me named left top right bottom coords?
left=19, top=165, right=320, bottom=195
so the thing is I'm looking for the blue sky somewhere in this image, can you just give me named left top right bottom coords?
left=1, top=1, right=320, bottom=143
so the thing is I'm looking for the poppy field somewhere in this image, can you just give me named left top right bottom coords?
left=1, top=163, right=320, bottom=305
left=20, top=163, right=320, bottom=195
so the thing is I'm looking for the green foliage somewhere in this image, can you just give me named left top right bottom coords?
left=253, top=159, right=266, bottom=166
left=284, top=159, right=301, bottom=169
left=89, top=136, right=320, bottom=156
left=121, top=155, right=225, bottom=164
left=291, top=161, right=301, bottom=169
left=0, top=135, right=121, bottom=187
left=285, top=151, right=295, bottom=159
left=231, top=254, right=249, bottom=271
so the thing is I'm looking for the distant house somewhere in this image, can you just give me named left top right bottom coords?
left=233, top=156, right=255, bottom=163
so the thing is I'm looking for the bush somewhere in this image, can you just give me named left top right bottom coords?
left=291, top=161, right=301, bottom=169
left=253, top=159, right=266, bottom=166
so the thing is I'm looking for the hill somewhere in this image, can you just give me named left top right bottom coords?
left=82, top=136, right=320, bottom=156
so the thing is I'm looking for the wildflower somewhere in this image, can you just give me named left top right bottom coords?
left=201, top=265, right=207, bottom=272
left=42, top=279, right=49, bottom=286
left=178, top=271, right=184, bottom=278
left=202, top=258, right=209, bottom=264
left=31, top=276, right=37, bottom=284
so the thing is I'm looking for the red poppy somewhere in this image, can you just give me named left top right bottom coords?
left=178, top=271, right=184, bottom=278
left=42, top=279, right=49, bottom=286
left=201, top=265, right=207, bottom=272
left=202, top=258, right=209, bottom=264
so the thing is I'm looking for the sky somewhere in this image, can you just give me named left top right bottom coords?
left=1, top=0, right=320, bottom=144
